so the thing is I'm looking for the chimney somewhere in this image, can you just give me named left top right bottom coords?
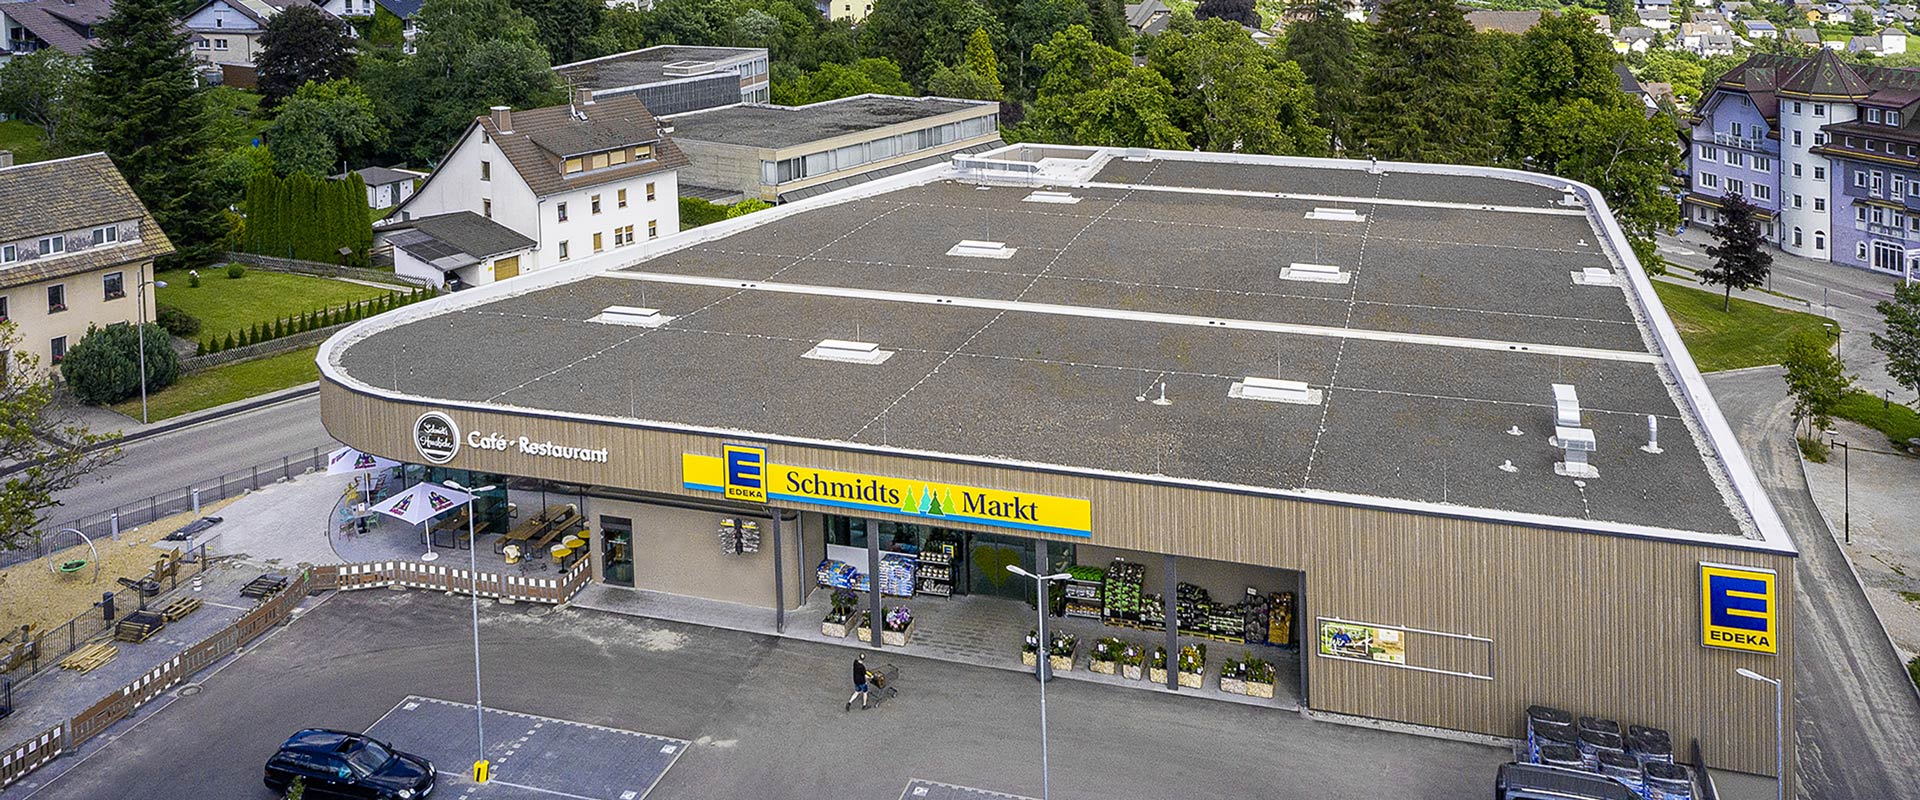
left=572, top=88, right=594, bottom=108
left=0, top=151, right=12, bottom=169
left=490, top=105, right=512, bottom=133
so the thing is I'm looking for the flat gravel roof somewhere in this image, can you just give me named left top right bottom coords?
left=664, top=96, right=989, bottom=150
left=333, top=157, right=1752, bottom=539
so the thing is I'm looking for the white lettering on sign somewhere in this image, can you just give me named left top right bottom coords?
left=466, top=430, right=610, bottom=463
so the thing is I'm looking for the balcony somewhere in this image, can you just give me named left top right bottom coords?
left=1713, top=131, right=1770, bottom=151
left=1868, top=222, right=1915, bottom=239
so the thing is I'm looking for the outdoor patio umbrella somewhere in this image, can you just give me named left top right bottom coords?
left=327, top=445, right=403, bottom=504
left=370, top=482, right=472, bottom=562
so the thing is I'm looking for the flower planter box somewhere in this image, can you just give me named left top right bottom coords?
left=1021, top=650, right=1038, bottom=667
left=1089, top=658, right=1116, bottom=675
left=1220, top=677, right=1247, bottom=695
left=1178, top=669, right=1204, bottom=689
left=1245, top=680, right=1276, bottom=699
left=882, top=621, right=913, bottom=647
left=857, top=626, right=873, bottom=643
left=822, top=619, right=855, bottom=638
left=1149, top=667, right=1168, bottom=684
left=1049, top=654, right=1074, bottom=672
left=1122, top=663, right=1144, bottom=680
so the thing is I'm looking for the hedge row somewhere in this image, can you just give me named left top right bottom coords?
left=195, top=286, right=438, bottom=355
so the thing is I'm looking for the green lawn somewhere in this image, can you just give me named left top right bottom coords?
left=156, top=270, right=390, bottom=340
left=111, top=346, right=319, bottom=421
left=0, top=120, right=50, bottom=164
left=1832, top=390, right=1920, bottom=448
left=1651, top=280, right=1839, bottom=372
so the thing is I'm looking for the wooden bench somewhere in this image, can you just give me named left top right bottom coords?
left=526, top=507, right=584, bottom=557
left=496, top=504, right=577, bottom=554
left=429, top=507, right=473, bottom=550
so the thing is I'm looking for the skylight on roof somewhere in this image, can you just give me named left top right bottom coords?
left=1228, top=377, right=1322, bottom=405
left=590, top=306, right=673, bottom=328
left=1023, top=190, right=1081, bottom=205
left=1305, top=207, right=1367, bottom=222
left=1279, top=262, right=1351, bottom=284
left=946, top=240, right=1017, bottom=259
left=804, top=339, right=894, bottom=365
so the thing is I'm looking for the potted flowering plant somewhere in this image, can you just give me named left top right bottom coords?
left=822, top=589, right=859, bottom=638
left=1089, top=637, right=1124, bottom=675
left=882, top=606, right=914, bottom=646
left=1021, top=629, right=1040, bottom=667
left=1047, top=632, right=1077, bottom=672
left=1177, top=643, right=1206, bottom=689
left=1244, top=656, right=1276, bottom=698
left=1119, top=641, right=1145, bottom=680
left=1148, top=646, right=1169, bottom=685
left=1220, top=654, right=1248, bottom=695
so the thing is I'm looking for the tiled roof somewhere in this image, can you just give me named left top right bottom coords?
left=0, top=0, right=112, bottom=56
left=1777, top=47, right=1872, bottom=98
left=384, top=211, right=534, bottom=270
left=374, top=0, right=421, bottom=18
left=477, top=95, right=687, bottom=198
left=1464, top=9, right=1607, bottom=34
left=0, top=153, right=173, bottom=288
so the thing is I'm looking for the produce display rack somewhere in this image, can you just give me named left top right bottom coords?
left=1101, top=560, right=1145, bottom=624
left=1064, top=577, right=1102, bottom=620
left=916, top=538, right=957, bottom=597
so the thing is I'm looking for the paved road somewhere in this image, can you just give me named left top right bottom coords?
left=1705, top=368, right=1920, bottom=800
left=5, top=590, right=1510, bottom=800
left=45, top=394, right=333, bottom=528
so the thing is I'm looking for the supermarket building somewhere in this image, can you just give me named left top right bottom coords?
left=317, top=145, right=1797, bottom=786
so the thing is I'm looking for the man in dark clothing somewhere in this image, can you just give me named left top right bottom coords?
left=846, top=655, right=871, bottom=711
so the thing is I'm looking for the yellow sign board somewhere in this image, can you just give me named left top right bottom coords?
left=1700, top=563, right=1778, bottom=655
left=683, top=449, right=1092, bottom=537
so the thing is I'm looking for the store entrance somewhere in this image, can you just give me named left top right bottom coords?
left=963, top=532, right=1039, bottom=600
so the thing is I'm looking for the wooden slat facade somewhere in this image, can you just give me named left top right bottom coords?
left=322, top=382, right=1796, bottom=782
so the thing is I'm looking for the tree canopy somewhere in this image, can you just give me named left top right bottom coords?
left=1353, top=0, right=1495, bottom=164
left=1701, top=193, right=1773, bottom=311
left=267, top=79, right=385, bottom=177
left=357, top=0, right=559, bottom=164
left=1015, top=25, right=1189, bottom=149
left=1148, top=18, right=1326, bottom=156
left=1283, top=0, right=1364, bottom=152
left=772, top=57, right=915, bottom=104
left=0, top=324, right=120, bottom=552
left=1872, top=282, right=1920, bottom=403
left=257, top=4, right=357, bottom=107
left=0, top=51, right=86, bottom=152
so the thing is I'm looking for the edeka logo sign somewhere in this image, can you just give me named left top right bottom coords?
left=414, top=412, right=459, bottom=464
left=722, top=444, right=767, bottom=503
left=684, top=451, right=1092, bottom=537
left=1701, top=563, right=1778, bottom=655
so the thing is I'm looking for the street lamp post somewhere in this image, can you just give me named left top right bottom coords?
left=444, top=479, right=496, bottom=782
left=134, top=271, right=167, bottom=424
left=1736, top=667, right=1784, bottom=800
left=1834, top=438, right=1850, bottom=543
left=1007, top=564, right=1070, bottom=800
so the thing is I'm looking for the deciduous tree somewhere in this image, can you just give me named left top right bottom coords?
left=926, top=28, right=1004, bottom=100
left=257, top=4, right=357, bottom=107
left=1194, top=0, right=1256, bottom=26
left=860, top=0, right=999, bottom=88
left=1015, top=25, right=1189, bottom=149
left=1149, top=18, right=1326, bottom=155
left=771, top=57, right=914, bottom=104
left=1781, top=332, right=1853, bottom=436
left=1872, top=282, right=1920, bottom=403
left=0, top=51, right=87, bottom=151
left=0, top=325, right=120, bottom=551
left=1701, top=193, right=1772, bottom=312
left=358, top=0, right=558, bottom=165
left=266, top=79, right=385, bottom=177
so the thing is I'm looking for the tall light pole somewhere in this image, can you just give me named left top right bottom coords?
left=135, top=271, right=167, bottom=424
left=445, top=479, right=496, bottom=782
left=1007, top=564, right=1070, bottom=800
left=1736, top=667, right=1784, bottom=800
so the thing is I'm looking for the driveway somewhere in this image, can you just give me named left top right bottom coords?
left=1705, top=368, right=1920, bottom=800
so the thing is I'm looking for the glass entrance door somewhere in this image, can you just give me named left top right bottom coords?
left=965, top=532, right=1037, bottom=600
left=601, top=515, right=633, bottom=586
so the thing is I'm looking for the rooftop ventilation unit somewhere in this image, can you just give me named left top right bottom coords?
left=590, top=306, right=673, bottom=328
left=1558, top=185, right=1584, bottom=207
left=1124, top=148, right=1153, bottom=162
left=1549, top=383, right=1598, bottom=477
left=946, top=240, right=1018, bottom=259
left=1305, top=207, right=1367, bottom=222
left=1280, top=262, right=1351, bottom=284
left=662, top=60, right=715, bottom=77
left=1023, top=190, right=1082, bottom=205
left=804, top=339, right=894, bottom=365
left=1229, top=377, right=1322, bottom=405
left=1571, top=267, right=1618, bottom=287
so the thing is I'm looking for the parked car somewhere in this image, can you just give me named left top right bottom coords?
left=1495, top=762, right=1642, bottom=800
left=263, top=728, right=434, bottom=799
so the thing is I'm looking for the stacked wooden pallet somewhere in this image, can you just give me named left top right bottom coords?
left=160, top=597, right=202, bottom=622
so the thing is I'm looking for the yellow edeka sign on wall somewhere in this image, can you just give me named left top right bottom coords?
left=683, top=447, right=1093, bottom=538
left=1700, top=562, right=1778, bottom=655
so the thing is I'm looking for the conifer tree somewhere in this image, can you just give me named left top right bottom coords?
left=1701, top=193, right=1772, bottom=312
left=1354, top=0, right=1495, bottom=164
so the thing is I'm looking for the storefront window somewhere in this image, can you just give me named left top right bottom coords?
left=401, top=465, right=508, bottom=534
left=601, top=515, right=633, bottom=586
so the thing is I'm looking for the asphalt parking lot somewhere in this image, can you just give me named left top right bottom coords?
left=3, top=589, right=1508, bottom=800
left=364, top=697, right=686, bottom=800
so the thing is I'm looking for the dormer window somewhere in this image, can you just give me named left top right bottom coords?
left=1870, top=108, right=1883, bottom=123
left=565, top=157, right=583, bottom=174
left=0, top=245, right=13, bottom=264
left=37, top=235, right=62, bottom=256
left=1892, top=111, right=1904, bottom=126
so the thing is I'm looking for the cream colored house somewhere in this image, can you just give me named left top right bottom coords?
left=0, top=152, right=171, bottom=374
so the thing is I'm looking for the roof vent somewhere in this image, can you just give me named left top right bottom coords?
left=1559, top=184, right=1584, bottom=207
left=1571, top=267, right=1619, bottom=287
left=1280, top=262, right=1351, bottom=284
left=662, top=60, right=714, bottom=77
left=591, top=306, right=673, bottom=328
left=1124, top=148, right=1153, bottom=162
left=1305, top=207, right=1367, bottom=222
left=804, top=339, right=894, bottom=365
left=1549, top=383, right=1598, bottom=477
left=946, top=240, right=1017, bottom=259
left=1229, top=377, right=1322, bottom=405
left=1023, top=190, right=1081, bottom=205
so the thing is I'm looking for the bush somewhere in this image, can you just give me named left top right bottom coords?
left=154, top=303, right=201, bottom=337
left=1797, top=436, right=1830, bottom=463
left=59, top=323, right=181, bottom=405
left=223, top=332, right=236, bottom=350
left=680, top=197, right=729, bottom=229
left=187, top=270, right=201, bottom=288
left=726, top=198, right=772, bottom=218
left=1909, top=656, right=1920, bottom=691
left=226, top=263, right=246, bottom=279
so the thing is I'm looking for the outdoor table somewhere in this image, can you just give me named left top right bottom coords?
left=562, top=536, right=585, bottom=550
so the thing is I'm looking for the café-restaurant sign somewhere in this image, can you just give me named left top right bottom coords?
left=682, top=446, right=1092, bottom=537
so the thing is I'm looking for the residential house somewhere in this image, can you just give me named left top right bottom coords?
left=815, top=0, right=871, bottom=22
left=1464, top=10, right=1610, bottom=35
left=0, top=152, right=172, bottom=373
left=1889, top=5, right=1920, bottom=24
left=663, top=95, right=1003, bottom=203
left=379, top=212, right=535, bottom=289
left=1849, top=26, right=1910, bottom=54
left=387, top=93, right=687, bottom=285
left=1639, top=7, right=1673, bottom=30
left=1787, top=26, right=1822, bottom=44
left=1679, top=23, right=1739, bottom=56
left=1693, top=10, right=1731, bottom=28
left=1619, top=25, right=1659, bottom=52
left=1688, top=49, right=1920, bottom=277
left=182, top=0, right=304, bottom=67
left=1637, top=0, right=1670, bottom=8
left=334, top=166, right=425, bottom=211
left=0, top=0, right=111, bottom=65
left=1125, top=0, right=1172, bottom=35
left=312, top=0, right=378, bottom=19
left=1746, top=20, right=1779, bottom=37
left=1616, top=62, right=1661, bottom=115
left=553, top=46, right=770, bottom=112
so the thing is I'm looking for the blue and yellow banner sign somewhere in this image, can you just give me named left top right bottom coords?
left=683, top=447, right=1092, bottom=538
left=1700, top=563, right=1778, bottom=655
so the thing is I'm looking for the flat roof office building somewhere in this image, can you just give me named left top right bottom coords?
left=554, top=46, right=770, bottom=114
left=318, top=146, right=1796, bottom=789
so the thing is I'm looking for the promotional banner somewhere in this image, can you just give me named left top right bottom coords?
left=1319, top=621, right=1407, bottom=665
left=683, top=447, right=1092, bottom=537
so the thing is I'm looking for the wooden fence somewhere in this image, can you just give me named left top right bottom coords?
left=0, top=554, right=594, bottom=790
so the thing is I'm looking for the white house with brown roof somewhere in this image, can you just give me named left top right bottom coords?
left=0, top=151, right=171, bottom=373
left=388, top=93, right=686, bottom=285
left=182, top=0, right=303, bottom=67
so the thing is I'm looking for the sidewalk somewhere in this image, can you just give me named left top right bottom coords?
left=1802, top=416, right=1920, bottom=665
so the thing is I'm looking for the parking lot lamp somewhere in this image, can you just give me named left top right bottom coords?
left=445, top=479, right=495, bottom=780
left=1736, top=667, right=1784, bottom=800
left=1007, top=564, right=1071, bottom=800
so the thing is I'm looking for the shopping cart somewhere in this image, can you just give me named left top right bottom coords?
left=867, top=663, right=901, bottom=705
